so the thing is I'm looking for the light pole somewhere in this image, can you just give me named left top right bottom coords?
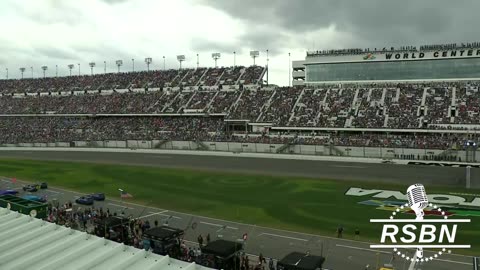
left=233, top=51, right=236, bottom=67
left=104, top=61, right=106, bottom=74
left=68, top=64, right=74, bottom=76
left=132, top=58, right=135, bottom=72
left=163, top=56, right=166, bottom=70
left=41, top=66, right=48, bottom=78
left=30, top=67, right=33, bottom=78
left=145, top=57, right=152, bottom=71
left=116, top=60, right=123, bottom=73
left=5, top=68, right=8, bottom=79
left=19, top=67, right=25, bottom=79
left=177, top=55, right=185, bottom=70
left=288, top=52, right=291, bottom=87
left=196, top=54, right=199, bottom=68
left=212, top=53, right=221, bottom=68
left=266, top=49, right=269, bottom=85
left=250, top=51, right=259, bottom=66
left=55, top=65, right=58, bottom=77
left=89, top=62, right=96, bottom=75
left=78, top=63, right=81, bottom=76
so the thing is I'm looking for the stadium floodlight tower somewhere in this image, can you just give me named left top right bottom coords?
left=212, top=53, right=221, bottom=68
left=41, top=66, right=48, bottom=78
left=250, top=50, right=260, bottom=66
left=89, top=62, right=96, bottom=75
left=145, top=57, right=152, bottom=71
left=19, top=67, right=25, bottom=79
left=177, top=55, right=185, bottom=70
left=116, top=60, right=123, bottom=73
left=68, top=64, right=74, bottom=76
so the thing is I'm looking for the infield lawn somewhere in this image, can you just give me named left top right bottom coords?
left=0, top=158, right=478, bottom=255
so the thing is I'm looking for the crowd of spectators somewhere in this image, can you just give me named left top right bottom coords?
left=316, top=88, right=355, bottom=128
left=240, top=66, right=264, bottom=85
left=0, top=81, right=480, bottom=129
left=228, top=90, right=273, bottom=121
left=260, top=87, right=302, bottom=126
left=455, top=84, right=480, bottom=124
left=208, top=91, right=240, bottom=114
left=288, top=89, right=327, bottom=127
left=186, top=91, right=217, bottom=111
left=182, top=68, right=207, bottom=87
left=201, top=67, right=225, bottom=86
left=221, top=66, right=243, bottom=85
left=306, top=42, right=480, bottom=57
left=0, top=115, right=476, bottom=152
left=386, top=85, right=423, bottom=129
left=351, top=88, right=386, bottom=128
left=423, top=86, right=452, bottom=125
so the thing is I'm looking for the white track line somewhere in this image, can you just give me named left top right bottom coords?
left=138, top=210, right=168, bottom=219
left=148, top=211, right=182, bottom=219
left=336, top=244, right=470, bottom=265
left=258, top=233, right=308, bottom=242
left=108, top=203, right=134, bottom=209
left=200, top=221, right=238, bottom=230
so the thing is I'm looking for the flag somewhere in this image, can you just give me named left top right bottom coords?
left=11, top=178, right=16, bottom=184
left=120, top=190, right=133, bottom=199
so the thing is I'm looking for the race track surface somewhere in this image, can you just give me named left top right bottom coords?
left=0, top=150, right=475, bottom=187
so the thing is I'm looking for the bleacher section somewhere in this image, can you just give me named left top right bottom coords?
left=0, top=67, right=479, bottom=156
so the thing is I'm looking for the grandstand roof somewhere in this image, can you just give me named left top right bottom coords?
left=0, top=207, right=213, bottom=270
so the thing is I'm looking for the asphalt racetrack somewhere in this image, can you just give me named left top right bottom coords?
left=0, top=149, right=477, bottom=269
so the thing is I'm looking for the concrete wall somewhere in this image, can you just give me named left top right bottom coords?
left=3, top=139, right=479, bottom=162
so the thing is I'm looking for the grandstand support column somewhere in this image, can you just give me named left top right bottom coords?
left=266, top=49, right=269, bottom=86
left=19, top=67, right=25, bottom=79
left=288, top=52, right=291, bottom=87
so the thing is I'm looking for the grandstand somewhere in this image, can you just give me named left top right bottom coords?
left=0, top=43, right=479, bottom=162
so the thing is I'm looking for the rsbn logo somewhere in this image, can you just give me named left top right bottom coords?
left=370, top=184, right=471, bottom=265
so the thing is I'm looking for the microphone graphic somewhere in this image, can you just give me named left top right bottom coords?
left=407, top=184, right=429, bottom=258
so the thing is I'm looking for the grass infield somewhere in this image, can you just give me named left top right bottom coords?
left=0, top=158, right=478, bottom=255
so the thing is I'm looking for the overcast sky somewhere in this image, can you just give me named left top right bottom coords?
left=1, top=0, right=480, bottom=85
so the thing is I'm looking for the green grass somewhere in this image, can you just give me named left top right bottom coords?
left=0, top=158, right=479, bottom=255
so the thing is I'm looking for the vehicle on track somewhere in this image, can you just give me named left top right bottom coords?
left=88, top=193, right=105, bottom=201
left=22, top=184, right=39, bottom=192
left=0, top=189, right=19, bottom=196
left=76, top=196, right=94, bottom=205
left=22, top=195, right=47, bottom=203
left=40, top=182, right=48, bottom=189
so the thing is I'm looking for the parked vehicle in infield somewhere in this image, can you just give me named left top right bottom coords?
left=22, top=195, right=47, bottom=203
left=89, top=193, right=105, bottom=201
left=22, top=184, right=39, bottom=192
left=0, top=189, right=19, bottom=196
left=40, top=182, right=48, bottom=189
left=75, top=196, right=94, bottom=205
